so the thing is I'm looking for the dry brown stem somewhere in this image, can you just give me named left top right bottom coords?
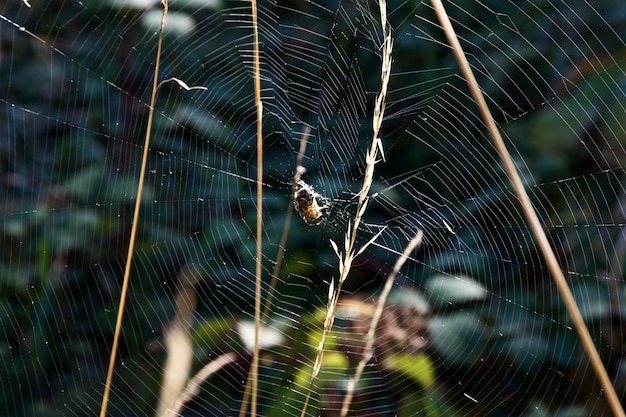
left=298, top=1, right=393, bottom=415
left=430, top=1, right=625, bottom=416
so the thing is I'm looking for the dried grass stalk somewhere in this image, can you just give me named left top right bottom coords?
left=431, top=1, right=625, bottom=417
left=340, top=230, right=423, bottom=417
left=298, top=1, right=393, bottom=415
left=99, top=2, right=169, bottom=416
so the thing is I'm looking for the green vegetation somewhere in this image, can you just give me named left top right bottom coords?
left=0, top=0, right=625, bottom=416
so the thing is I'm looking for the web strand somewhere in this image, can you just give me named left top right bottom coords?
left=0, top=1, right=625, bottom=416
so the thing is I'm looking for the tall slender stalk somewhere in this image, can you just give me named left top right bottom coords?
left=238, top=130, right=309, bottom=417
left=249, top=0, right=264, bottom=414
left=167, top=353, right=237, bottom=417
left=298, top=2, right=392, bottom=416
left=263, top=129, right=310, bottom=322
left=430, top=1, right=625, bottom=417
left=340, top=230, right=423, bottom=416
left=99, top=2, right=169, bottom=416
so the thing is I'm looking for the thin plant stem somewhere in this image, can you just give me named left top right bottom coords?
left=238, top=129, right=309, bottom=417
left=98, top=2, right=168, bottom=416
left=430, top=1, right=626, bottom=417
left=263, top=128, right=310, bottom=322
left=167, top=353, right=237, bottom=417
left=249, top=0, right=264, bottom=414
left=298, top=2, right=392, bottom=415
left=340, top=230, right=423, bottom=417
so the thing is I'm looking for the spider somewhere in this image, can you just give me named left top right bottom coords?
left=293, top=179, right=329, bottom=226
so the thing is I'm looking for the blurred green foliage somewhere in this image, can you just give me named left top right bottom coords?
left=0, top=0, right=625, bottom=416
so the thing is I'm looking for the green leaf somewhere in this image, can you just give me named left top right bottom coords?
left=172, top=104, right=233, bottom=148
left=387, top=287, right=430, bottom=312
left=426, top=274, right=488, bottom=308
left=429, top=312, right=488, bottom=367
left=569, top=281, right=610, bottom=322
left=554, top=405, right=590, bottom=417
left=501, top=329, right=580, bottom=372
left=63, top=165, right=103, bottom=200
left=385, top=353, right=435, bottom=389
left=192, top=317, right=239, bottom=351
left=103, top=176, right=155, bottom=203
left=524, top=402, right=551, bottom=417
left=396, top=390, right=442, bottom=417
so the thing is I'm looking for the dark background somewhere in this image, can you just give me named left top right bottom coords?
left=1, top=0, right=625, bottom=416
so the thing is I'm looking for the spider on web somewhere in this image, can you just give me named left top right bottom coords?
left=293, top=179, right=330, bottom=226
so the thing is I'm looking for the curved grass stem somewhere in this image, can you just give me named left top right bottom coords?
left=430, top=1, right=625, bottom=417
left=99, top=2, right=168, bottom=416
left=298, top=1, right=392, bottom=415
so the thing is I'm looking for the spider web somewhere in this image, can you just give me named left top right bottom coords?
left=1, top=0, right=625, bottom=416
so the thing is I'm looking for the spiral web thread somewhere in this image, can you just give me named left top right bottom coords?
left=0, top=1, right=625, bottom=416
